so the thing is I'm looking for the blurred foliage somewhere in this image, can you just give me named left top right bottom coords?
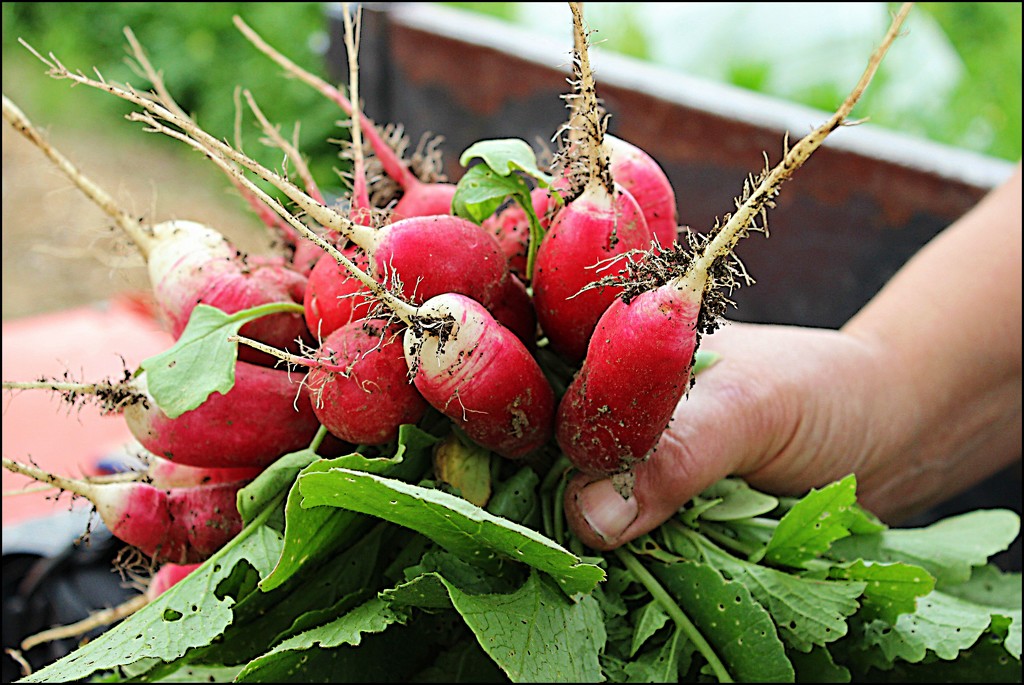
left=2, top=2, right=348, bottom=194
left=446, top=2, right=1022, bottom=162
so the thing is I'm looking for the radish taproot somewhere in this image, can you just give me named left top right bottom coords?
left=1, top=92, right=311, bottom=366
left=557, top=3, right=912, bottom=478
left=2, top=458, right=247, bottom=564
left=234, top=13, right=457, bottom=221
left=35, top=60, right=533, bottom=343
left=531, top=3, right=654, bottom=362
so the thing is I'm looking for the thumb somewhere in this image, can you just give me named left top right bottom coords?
left=564, top=368, right=770, bottom=551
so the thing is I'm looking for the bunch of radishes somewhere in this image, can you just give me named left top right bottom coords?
left=2, top=0, right=910, bottom=608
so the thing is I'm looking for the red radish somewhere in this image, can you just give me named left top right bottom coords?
left=123, top=361, right=320, bottom=469
left=3, top=360, right=321, bottom=470
left=1, top=94, right=311, bottom=366
left=402, top=293, right=554, bottom=459
left=234, top=14, right=457, bottom=221
left=232, top=236, right=554, bottom=460
left=2, top=458, right=246, bottom=564
left=243, top=319, right=429, bottom=445
left=531, top=4, right=654, bottom=362
left=605, top=133, right=679, bottom=248
left=139, top=453, right=264, bottom=488
left=147, top=562, right=202, bottom=598
left=557, top=3, right=911, bottom=478
left=304, top=243, right=375, bottom=339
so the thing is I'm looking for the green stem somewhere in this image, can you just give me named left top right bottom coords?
left=308, top=424, right=329, bottom=454
left=229, top=301, right=306, bottom=321
left=614, top=547, right=734, bottom=683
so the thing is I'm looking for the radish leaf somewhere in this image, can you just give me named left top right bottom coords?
left=298, top=468, right=605, bottom=596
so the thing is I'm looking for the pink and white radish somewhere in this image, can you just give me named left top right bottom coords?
left=531, top=3, right=654, bottom=362
left=3, top=360, right=321, bottom=470
left=2, top=458, right=247, bottom=564
left=1, top=93, right=311, bottom=366
left=557, top=3, right=912, bottom=478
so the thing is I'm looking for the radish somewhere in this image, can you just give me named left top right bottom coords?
left=228, top=225, right=554, bottom=460
left=147, top=562, right=202, bottom=597
left=238, top=318, right=429, bottom=446
left=557, top=3, right=912, bottom=478
left=605, top=133, right=680, bottom=248
left=3, top=360, right=321, bottom=470
left=1, top=93, right=311, bottom=366
left=121, top=451, right=264, bottom=488
left=233, top=14, right=457, bottom=221
left=531, top=3, right=654, bottom=362
left=2, top=458, right=246, bottom=564
left=403, top=293, right=555, bottom=459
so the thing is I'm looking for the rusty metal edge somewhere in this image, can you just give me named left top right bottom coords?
left=378, top=2, right=1015, bottom=191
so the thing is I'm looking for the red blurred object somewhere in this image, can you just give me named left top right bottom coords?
left=2, top=294, right=174, bottom=526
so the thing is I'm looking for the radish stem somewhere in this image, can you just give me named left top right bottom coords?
left=615, top=546, right=733, bottom=683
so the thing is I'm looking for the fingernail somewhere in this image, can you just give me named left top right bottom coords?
left=578, top=479, right=638, bottom=543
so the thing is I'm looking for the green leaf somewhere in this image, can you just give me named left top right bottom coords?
left=459, top=138, right=553, bottom=184
left=829, top=509, right=1021, bottom=587
left=701, top=543, right=865, bottom=651
left=138, top=302, right=302, bottom=418
left=298, top=468, right=605, bottom=597
left=864, top=589, right=995, bottom=662
left=788, top=644, right=851, bottom=683
left=442, top=570, right=605, bottom=683
left=260, top=425, right=437, bottom=591
left=234, top=607, right=448, bottom=683
left=764, top=474, right=860, bottom=568
left=829, top=560, right=935, bottom=624
left=235, top=597, right=407, bottom=680
left=451, top=164, right=524, bottom=224
left=630, top=600, right=671, bottom=657
left=698, top=478, right=780, bottom=521
left=21, top=525, right=283, bottom=683
left=409, top=639, right=508, bottom=683
left=485, top=465, right=542, bottom=527
left=623, top=627, right=693, bottom=683
left=941, top=564, right=1022, bottom=658
left=237, top=446, right=320, bottom=524
left=208, top=526, right=388, bottom=667
left=652, top=560, right=795, bottom=682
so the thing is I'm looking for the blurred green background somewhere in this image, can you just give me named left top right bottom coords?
left=3, top=1, right=1021, bottom=201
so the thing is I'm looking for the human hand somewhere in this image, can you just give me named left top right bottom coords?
left=564, top=320, right=920, bottom=550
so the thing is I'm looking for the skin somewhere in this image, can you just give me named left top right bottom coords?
left=566, top=163, right=1022, bottom=551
